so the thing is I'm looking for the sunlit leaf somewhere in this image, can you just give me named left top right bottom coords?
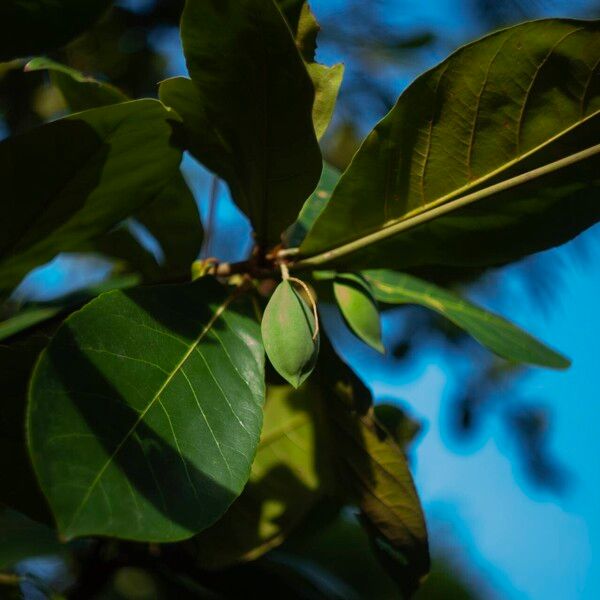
left=178, top=0, right=322, bottom=247
left=285, top=163, right=340, bottom=248
left=364, top=269, right=570, bottom=369
left=334, top=273, right=384, bottom=353
left=0, top=100, right=183, bottom=293
left=28, top=278, right=265, bottom=541
left=299, top=19, right=600, bottom=270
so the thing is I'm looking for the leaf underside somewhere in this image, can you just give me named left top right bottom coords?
left=300, top=19, right=600, bottom=269
left=364, top=270, right=570, bottom=369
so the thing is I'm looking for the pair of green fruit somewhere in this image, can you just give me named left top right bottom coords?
left=261, top=278, right=320, bottom=388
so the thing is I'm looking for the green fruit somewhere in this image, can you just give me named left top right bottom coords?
left=261, top=280, right=319, bottom=388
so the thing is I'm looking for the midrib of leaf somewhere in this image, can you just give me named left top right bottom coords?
left=62, top=290, right=238, bottom=534
left=294, top=137, right=600, bottom=269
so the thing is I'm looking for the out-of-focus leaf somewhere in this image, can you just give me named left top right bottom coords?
left=24, top=61, right=203, bottom=279
left=334, top=273, right=383, bottom=353
left=0, top=274, right=139, bottom=343
left=299, top=20, right=600, bottom=270
left=178, top=0, right=322, bottom=247
left=25, top=57, right=128, bottom=112
left=0, top=508, right=65, bottom=569
left=190, top=383, right=331, bottom=568
left=308, top=62, right=345, bottom=141
left=364, top=270, right=570, bottom=369
left=375, top=404, right=423, bottom=452
left=28, top=278, right=265, bottom=541
left=0, top=100, right=183, bottom=293
left=262, top=280, right=319, bottom=388
left=0, top=1, right=113, bottom=61
left=285, top=163, right=340, bottom=248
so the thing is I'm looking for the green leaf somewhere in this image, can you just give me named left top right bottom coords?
left=134, top=174, right=203, bottom=279
left=364, top=269, right=570, bottom=369
left=179, top=0, right=322, bottom=247
left=0, top=99, right=183, bottom=293
left=0, top=1, right=112, bottom=62
left=284, top=162, right=341, bottom=248
left=25, top=57, right=128, bottom=112
left=279, top=1, right=344, bottom=140
left=0, top=509, right=64, bottom=570
left=308, top=62, right=345, bottom=141
left=319, top=346, right=430, bottom=597
left=262, top=280, right=319, bottom=388
left=298, top=19, right=600, bottom=270
left=190, top=383, right=331, bottom=568
left=375, top=404, right=423, bottom=452
left=25, top=60, right=203, bottom=279
left=28, top=278, right=265, bottom=541
left=334, top=274, right=384, bottom=353
left=0, top=275, right=140, bottom=343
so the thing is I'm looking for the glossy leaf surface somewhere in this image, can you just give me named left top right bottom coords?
left=334, top=274, right=384, bottom=353
left=179, top=0, right=322, bottom=246
left=364, top=270, right=569, bottom=369
left=0, top=100, right=182, bottom=292
left=262, top=280, right=319, bottom=388
left=299, top=20, right=600, bottom=269
left=0, top=1, right=112, bottom=61
left=28, top=278, right=265, bottom=541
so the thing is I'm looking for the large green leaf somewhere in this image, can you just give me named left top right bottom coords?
left=298, top=19, right=600, bottom=269
left=190, top=383, right=330, bottom=568
left=0, top=100, right=183, bottom=293
left=25, top=60, right=203, bottom=280
left=0, top=1, right=112, bottom=61
left=26, top=57, right=128, bottom=111
left=364, top=269, right=569, bottom=369
left=0, top=509, right=64, bottom=570
left=178, top=0, right=322, bottom=247
left=28, top=278, right=265, bottom=541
